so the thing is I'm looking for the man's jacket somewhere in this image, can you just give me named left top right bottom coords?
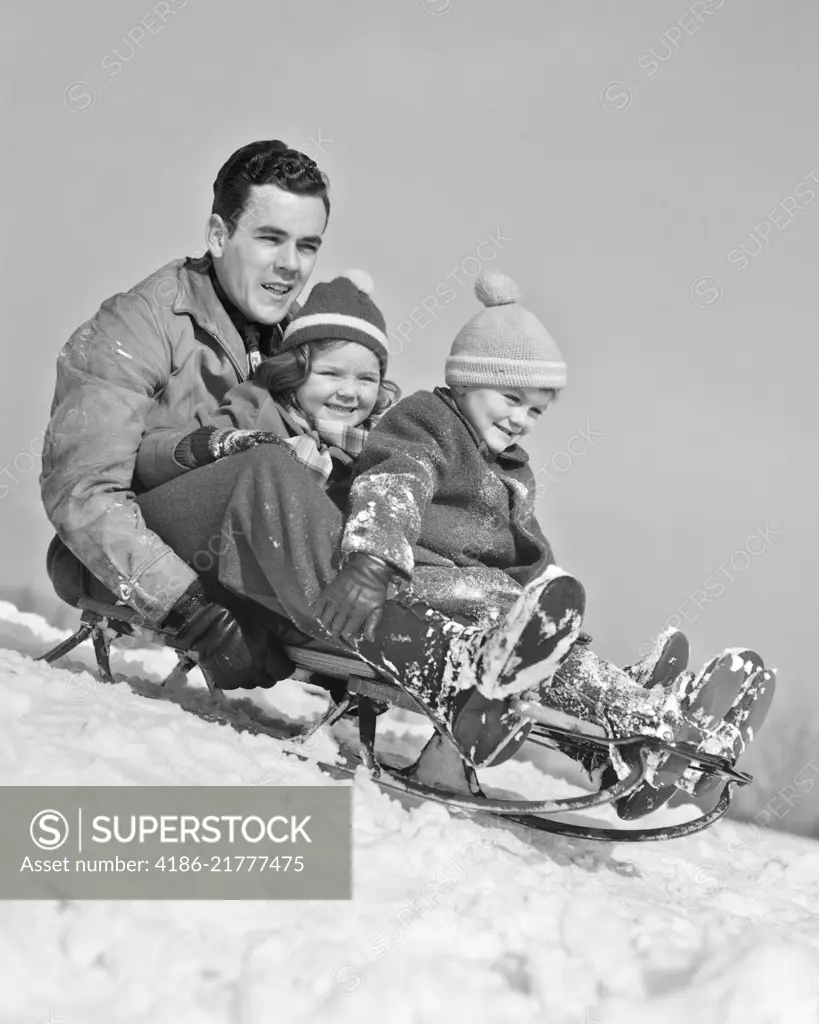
left=41, top=254, right=289, bottom=622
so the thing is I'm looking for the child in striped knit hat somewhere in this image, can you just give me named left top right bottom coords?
left=314, top=271, right=773, bottom=818
left=136, top=270, right=401, bottom=497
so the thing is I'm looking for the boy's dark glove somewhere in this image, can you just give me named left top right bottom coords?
left=313, top=553, right=396, bottom=642
left=162, top=581, right=283, bottom=691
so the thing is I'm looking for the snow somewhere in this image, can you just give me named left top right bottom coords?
left=1, top=604, right=818, bottom=1024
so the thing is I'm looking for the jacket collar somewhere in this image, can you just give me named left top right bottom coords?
left=433, top=386, right=529, bottom=466
left=171, top=253, right=299, bottom=379
left=170, top=254, right=248, bottom=379
left=208, top=264, right=284, bottom=357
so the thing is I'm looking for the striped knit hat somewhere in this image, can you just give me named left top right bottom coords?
left=280, top=270, right=388, bottom=371
left=445, top=271, right=567, bottom=390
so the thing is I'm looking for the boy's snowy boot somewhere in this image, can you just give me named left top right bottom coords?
left=610, top=648, right=773, bottom=819
left=532, top=645, right=679, bottom=747
left=516, top=643, right=758, bottom=817
left=680, top=656, right=776, bottom=804
left=623, top=629, right=690, bottom=689
left=546, top=630, right=691, bottom=780
left=353, top=566, right=586, bottom=771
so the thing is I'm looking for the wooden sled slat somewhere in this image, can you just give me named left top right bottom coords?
left=282, top=644, right=379, bottom=681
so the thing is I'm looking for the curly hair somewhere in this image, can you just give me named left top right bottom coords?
left=212, top=140, right=330, bottom=236
left=257, top=341, right=401, bottom=419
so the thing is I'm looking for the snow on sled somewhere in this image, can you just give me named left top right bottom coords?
left=38, top=597, right=757, bottom=843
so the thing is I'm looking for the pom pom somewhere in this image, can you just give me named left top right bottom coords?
left=475, top=271, right=521, bottom=307
left=341, top=268, right=375, bottom=296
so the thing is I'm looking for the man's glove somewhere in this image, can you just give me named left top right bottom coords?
left=162, top=582, right=279, bottom=691
left=173, top=427, right=285, bottom=469
left=210, top=429, right=287, bottom=460
left=313, top=553, right=396, bottom=642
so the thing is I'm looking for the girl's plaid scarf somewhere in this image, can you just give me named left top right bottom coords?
left=280, top=402, right=378, bottom=487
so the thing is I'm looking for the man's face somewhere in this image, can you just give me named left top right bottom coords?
left=208, top=184, right=327, bottom=324
left=452, top=385, right=555, bottom=456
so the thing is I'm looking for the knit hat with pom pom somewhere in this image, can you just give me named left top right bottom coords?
left=445, top=271, right=567, bottom=390
left=281, top=269, right=389, bottom=370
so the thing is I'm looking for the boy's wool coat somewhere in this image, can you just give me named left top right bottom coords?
left=342, top=387, right=555, bottom=622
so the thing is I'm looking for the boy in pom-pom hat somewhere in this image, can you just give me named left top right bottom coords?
left=315, top=269, right=569, bottom=632
left=314, top=271, right=771, bottom=816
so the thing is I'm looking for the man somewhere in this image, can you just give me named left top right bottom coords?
left=41, top=140, right=330, bottom=691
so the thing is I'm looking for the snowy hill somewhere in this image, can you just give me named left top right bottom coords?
left=1, top=604, right=818, bottom=1024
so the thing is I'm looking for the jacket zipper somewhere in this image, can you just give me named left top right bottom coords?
left=205, top=323, right=247, bottom=383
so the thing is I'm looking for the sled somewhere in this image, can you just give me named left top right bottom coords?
left=36, top=597, right=754, bottom=842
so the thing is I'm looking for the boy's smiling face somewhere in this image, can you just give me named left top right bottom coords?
left=451, top=384, right=556, bottom=455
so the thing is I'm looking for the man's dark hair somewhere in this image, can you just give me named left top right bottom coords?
left=212, top=140, right=330, bottom=235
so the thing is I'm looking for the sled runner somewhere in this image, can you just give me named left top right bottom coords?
left=37, top=597, right=755, bottom=843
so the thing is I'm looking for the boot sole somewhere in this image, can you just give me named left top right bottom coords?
left=615, top=649, right=761, bottom=820
left=451, top=572, right=585, bottom=766
left=625, top=630, right=690, bottom=689
left=450, top=689, right=533, bottom=767
left=651, top=651, right=752, bottom=787
left=481, top=572, right=586, bottom=698
left=692, top=667, right=776, bottom=800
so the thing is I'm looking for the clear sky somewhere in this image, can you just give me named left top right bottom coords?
left=4, top=0, right=818, bottom=815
